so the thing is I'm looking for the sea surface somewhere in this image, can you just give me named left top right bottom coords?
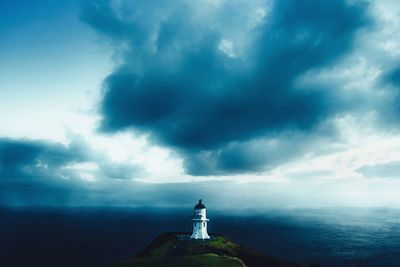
left=1, top=207, right=400, bottom=267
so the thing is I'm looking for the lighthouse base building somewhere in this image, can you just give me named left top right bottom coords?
left=190, top=199, right=210, bottom=240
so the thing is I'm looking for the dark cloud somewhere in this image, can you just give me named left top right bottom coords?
left=375, top=65, right=400, bottom=126
left=82, top=0, right=369, bottom=175
left=0, top=137, right=89, bottom=180
left=0, top=137, right=143, bottom=206
left=183, top=134, right=314, bottom=176
left=386, top=65, right=400, bottom=88
left=0, top=135, right=396, bottom=207
left=0, top=137, right=90, bottom=206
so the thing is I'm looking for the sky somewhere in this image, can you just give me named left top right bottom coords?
left=1, top=0, right=400, bottom=208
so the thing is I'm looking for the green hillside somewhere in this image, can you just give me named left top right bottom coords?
left=111, top=233, right=302, bottom=267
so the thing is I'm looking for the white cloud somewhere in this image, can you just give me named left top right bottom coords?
left=218, top=38, right=236, bottom=57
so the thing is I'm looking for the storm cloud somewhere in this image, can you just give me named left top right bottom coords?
left=0, top=137, right=89, bottom=180
left=386, top=65, right=400, bottom=88
left=82, top=0, right=370, bottom=175
left=0, top=137, right=143, bottom=206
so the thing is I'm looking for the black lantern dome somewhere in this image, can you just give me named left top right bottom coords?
left=194, top=199, right=206, bottom=209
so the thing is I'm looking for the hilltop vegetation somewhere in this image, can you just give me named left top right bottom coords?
left=111, top=233, right=301, bottom=267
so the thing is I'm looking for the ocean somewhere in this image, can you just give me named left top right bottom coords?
left=1, top=207, right=399, bottom=267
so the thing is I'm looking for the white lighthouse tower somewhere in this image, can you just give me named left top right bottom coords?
left=190, top=199, right=210, bottom=240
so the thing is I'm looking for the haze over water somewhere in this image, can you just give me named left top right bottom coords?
left=2, top=207, right=400, bottom=267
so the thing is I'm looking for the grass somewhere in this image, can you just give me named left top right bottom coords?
left=112, top=234, right=245, bottom=267
left=205, top=236, right=239, bottom=251
left=114, top=253, right=244, bottom=267
left=109, top=233, right=302, bottom=267
left=145, top=239, right=175, bottom=257
left=185, top=236, right=239, bottom=256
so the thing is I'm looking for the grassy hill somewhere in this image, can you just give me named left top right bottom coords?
left=111, top=232, right=302, bottom=267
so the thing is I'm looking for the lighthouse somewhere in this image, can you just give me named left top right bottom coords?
left=190, top=199, right=210, bottom=240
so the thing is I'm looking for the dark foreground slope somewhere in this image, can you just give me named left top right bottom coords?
left=111, top=232, right=302, bottom=267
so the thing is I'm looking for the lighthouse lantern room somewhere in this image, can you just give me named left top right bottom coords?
left=190, top=199, right=210, bottom=240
